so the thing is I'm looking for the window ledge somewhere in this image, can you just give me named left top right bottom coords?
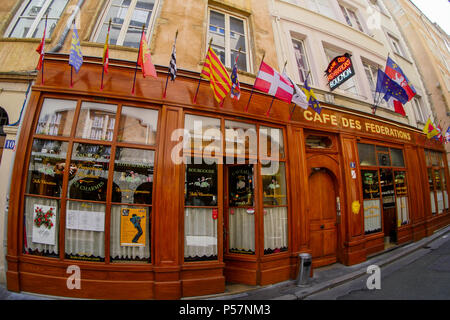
left=392, top=52, right=413, bottom=65
left=0, top=37, right=51, bottom=43
left=80, top=41, right=139, bottom=53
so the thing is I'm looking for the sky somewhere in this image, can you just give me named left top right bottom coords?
left=409, top=0, right=450, bottom=35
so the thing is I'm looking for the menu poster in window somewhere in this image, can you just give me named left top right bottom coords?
left=229, top=165, right=253, bottom=207
left=32, top=205, right=57, bottom=246
left=66, top=210, right=105, bottom=232
left=185, top=164, right=217, bottom=206
left=120, top=208, right=147, bottom=247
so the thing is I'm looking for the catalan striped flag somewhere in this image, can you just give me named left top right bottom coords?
left=200, top=47, right=232, bottom=103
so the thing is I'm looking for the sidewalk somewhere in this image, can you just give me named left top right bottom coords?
left=1, top=225, right=449, bottom=300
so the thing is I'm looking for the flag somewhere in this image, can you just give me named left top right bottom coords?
left=433, top=125, right=444, bottom=143
left=168, top=35, right=177, bottom=81
left=302, top=78, right=321, bottom=114
left=254, top=61, right=293, bottom=103
left=102, top=24, right=110, bottom=74
left=230, top=55, right=241, bottom=100
left=138, top=30, right=157, bottom=78
left=69, top=27, right=83, bottom=73
left=201, top=47, right=232, bottom=103
left=384, top=96, right=407, bottom=116
left=283, top=73, right=308, bottom=110
left=423, top=118, right=439, bottom=139
left=445, top=127, right=450, bottom=144
left=35, top=18, right=47, bottom=70
left=375, top=69, right=408, bottom=104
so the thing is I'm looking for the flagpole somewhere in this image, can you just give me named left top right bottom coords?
left=163, top=29, right=178, bottom=99
left=245, top=52, right=265, bottom=112
left=289, top=70, right=310, bottom=120
left=193, top=38, right=213, bottom=104
left=70, top=20, right=74, bottom=88
left=42, top=14, right=48, bottom=85
left=265, top=60, right=287, bottom=117
left=101, top=19, right=111, bottom=91
left=132, top=24, right=146, bottom=95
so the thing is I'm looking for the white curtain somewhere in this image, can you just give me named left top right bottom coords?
left=110, top=205, right=150, bottom=261
left=444, top=191, right=449, bottom=210
left=24, top=196, right=59, bottom=255
left=263, top=207, right=288, bottom=252
left=430, top=191, right=436, bottom=214
left=437, top=191, right=444, bottom=214
left=228, top=208, right=255, bottom=253
left=396, top=196, right=409, bottom=226
left=364, top=199, right=381, bottom=233
left=65, top=201, right=105, bottom=259
left=184, top=208, right=217, bottom=259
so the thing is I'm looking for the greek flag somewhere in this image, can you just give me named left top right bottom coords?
left=169, top=38, right=177, bottom=81
left=69, top=27, right=83, bottom=73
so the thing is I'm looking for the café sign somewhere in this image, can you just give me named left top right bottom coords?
left=326, top=53, right=355, bottom=91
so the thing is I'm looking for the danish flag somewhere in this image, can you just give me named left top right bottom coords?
left=254, top=61, right=294, bottom=103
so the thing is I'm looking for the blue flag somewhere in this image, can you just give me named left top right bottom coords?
left=375, top=69, right=408, bottom=104
left=302, top=78, right=321, bottom=114
left=69, top=27, right=83, bottom=73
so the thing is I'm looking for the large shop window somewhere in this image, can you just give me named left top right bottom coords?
left=6, top=0, right=69, bottom=39
left=358, top=143, right=410, bottom=234
left=93, top=0, right=159, bottom=48
left=182, top=114, right=288, bottom=260
left=425, top=150, right=449, bottom=215
left=24, top=98, right=158, bottom=263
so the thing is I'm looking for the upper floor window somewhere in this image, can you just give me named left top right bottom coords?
left=324, top=47, right=358, bottom=95
left=308, top=0, right=335, bottom=19
left=207, top=9, right=250, bottom=72
left=291, top=38, right=311, bottom=84
left=93, top=0, right=159, bottom=48
left=387, top=34, right=407, bottom=58
left=5, top=0, right=69, bottom=39
left=411, top=96, right=426, bottom=124
left=339, top=4, right=365, bottom=33
left=362, top=60, right=386, bottom=106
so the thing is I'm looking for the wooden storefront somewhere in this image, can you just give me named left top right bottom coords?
left=5, top=54, right=450, bottom=299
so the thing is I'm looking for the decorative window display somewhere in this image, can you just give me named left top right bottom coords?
left=75, top=102, right=117, bottom=142
left=425, top=150, right=448, bottom=214
left=184, top=160, right=218, bottom=261
left=228, top=165, right=255, bottom=254
left=262, top=163, right=288, bottom=255
left=362, top=170, right=382, bottom=234
left=395, top=172, right=409, bottom=226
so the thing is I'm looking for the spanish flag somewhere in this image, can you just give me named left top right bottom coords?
left=200, top=47, right=232, bottom=103
left=102, top=23, right=110, bottom=74
left=423, top=118, right=439, bottom=139
left=137, top=29, right=157, bottom=78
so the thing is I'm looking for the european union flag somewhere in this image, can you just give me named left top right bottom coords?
left=375, top=69, right=408, bottom=104
left=69, top=27, right=83, bottom=73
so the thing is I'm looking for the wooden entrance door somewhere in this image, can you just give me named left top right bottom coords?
left=308, top=169, right=338, bottom=267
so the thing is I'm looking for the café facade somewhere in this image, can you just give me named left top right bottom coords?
left=5, top=53, right=450, bottom=299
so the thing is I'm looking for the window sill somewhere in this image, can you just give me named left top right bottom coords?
left=392, top=52, right=413, bottom=65
left=0, top=37, right=52, bottom=43
left=81, top=41, right=139, bottom=53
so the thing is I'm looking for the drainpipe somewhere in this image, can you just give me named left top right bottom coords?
left=49, top=0, right=86, bottom=53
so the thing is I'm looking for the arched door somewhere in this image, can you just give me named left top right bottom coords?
left=308, top=169, right=338, bottom=267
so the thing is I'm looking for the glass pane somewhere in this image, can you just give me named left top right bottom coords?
left=225, top=120, right=257, bottom=159
left=110, top=205, right=151, bottom=262
left=9, top=18, right=34, bottom=38
left=123, top=27, right=143, bottom=48
left=364, top=199, right=382, bottom=234
left=185, top=161, right=218, bottom=207
left=262, top=162, right=287, bottom=206
left=230, top=16, right=244, bottom=34
left=380, top=169, right=395, bottom=209
left=184, top=208, right=218, bottom=261
left=75, top=102, right=117, bottom=141
left=47, top=0, right=69, bottom=18
left=209, top=27, right=225, bottom=48
left=292, top=39, right=308, bottom=83
left=230, top=32, right=246, bottom=51
left=425, top=150, right=431, bottom=166
left=24, top=196, right=59, bottom=258
left=340, top=5, right=352, bottom=26
left=68, top=143, right=111, bottom=201
left=129, top=8, right=151, bottom=28
left=26, top=139, right=69, bottom=197
left=264, top=207, right=288, bottom=254
left=210, top=10, right=225, bottom=29
left=32, top=18, right=58, bottom=39
left=136, top=0, right=155, bottom=10
left=395, top=172, right=408, bottom=196
left=118, top=106, right=158, bottom=145
left=113, top=148, right=154, bottom=204
left=428, top=168, right=436, bottom=214
left=362, top=170, right=380, bottom=199
left=96, top=23, right=121, bottom=45
left=376, top=146, right=389, bottom=152
left=184, top=114, right=221, bottom=153
left=65, top=201, right=105, bottom=261
left=434, top=170, right=442, bottom=190
left=36, top=98, right=77, bottom=137
left=358, top=143, right=376, bottom=166
left=260, top=126, right=285, bottom=159
left=228, top=165, right=254, bottom=207
left=442, top=169, right=447, bottom=190
left=305, top=135, right=332, bottom=149
left=390, top=148, right=405, bottom=167
left=231, top=50, right=247, bottom=71
left=431, top=151, right=439, bottom=166
left=378, top=152, right=391, bottom=167
left=228, top=207, right=255, bottom=254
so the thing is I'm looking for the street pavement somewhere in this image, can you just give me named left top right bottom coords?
left=0, top=225, right=449, bottom=300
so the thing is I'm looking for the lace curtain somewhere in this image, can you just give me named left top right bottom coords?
left=263, top=207, right=288, bottom=253
left=430, top=191, right=436, bottom=214
left=24, top=196, right=59, bottom=256
left=110, top=205, right=150, bottom=261
left=364, top=199, right=381, bottom=234
left=396, top=196, right=409, bottom=226
left=65, top=201, right=105, bottom=260
left=436, top=191, right=444, bottom=214
left=184, top=208, right=217, bottom=260
left=228, top=208, right=255, bottom=254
